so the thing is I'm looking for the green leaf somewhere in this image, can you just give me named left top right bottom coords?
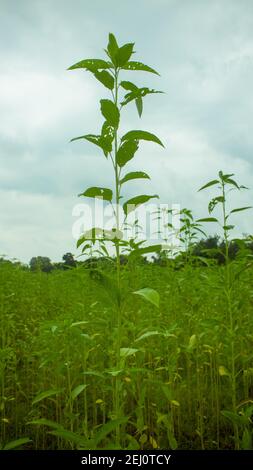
left=100, top=99, right=120, bottom=128
left=196, top=218, right=219, bottom=223
left=94, top=70, right=114, bottom=90
left=120, top=348, right=139, bottom=358
left=208, top=196, right=224, bottom=214
left=188, top=334, right=197, bottom=351
left=71, top=384, right=88, bottom=400
left=135, top=97, right=143, bottom=117
left=32, top=389, right=63, bottom=405
left=121, top=87, right=163, bottom=108
left=94, top=418, right=128, bottom=447
left=3, top=438, right=31, bottom=450
left=120, top=171, right=150, bottom=185
left=122, top=130, right=164, bottom=147
left=107, top=33, right=119, bottom=65
left=123, top=194, right=159, bottom=215
left=101, top=121, right=114, bottom=143
left=77, top=230, right=95, bottom=246
left=219, top=365, right=230, bottom=377
left=82, top=371, right=105, bottom=378
left=116, top=43, right=135, bottom=66
left=77, top=228, right=122, bottom=247
left=70, top=134, right=100, bottom=144
left=90, top=269, right=121, bottom=307
left=70, top=134, right=112, bottom=156
left=221, top=410, right=248, bottom=427
left=120, top=81, right=138, bottom=91
left=135, top=331, right=160, bottom=342
left=81, top=243, right=91, bottom=253
left=133, top=288, right=160, bottom=308
left=223, top=225, right=235, bottom=231
left=121, top=61, right=159, bottom=75
left=167, top=429, right=178, bottom=450
left=198, top=180, right=220, bottom=191
left=223, top=177, right=240, bottom=189
left=230, top=206, right=252, bottom=214
left=70, top=321, right=89, bottom=328
left=116, top=140, right=139, bottom=167
left=242, top=429, right=252, bottom=450
left=220, top=172, right=234, bottom=179
left=79, top=186, right=113, bottom=202
left=68, top=58, right=112, bottom=71
left=130, top=244, right=162, bottom=257
left=48, top=430, right=85, bottom=446
left=27, top=419, right=62, bottom=429
left=106, top=369, right=123, bottom=377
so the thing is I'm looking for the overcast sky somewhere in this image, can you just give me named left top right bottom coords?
left=1, top=0, right=253, bottom=263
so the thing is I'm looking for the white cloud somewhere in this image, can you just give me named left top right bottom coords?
left=0, top=69, right=96, bottom=140
left=1, top=0, right=253, bottom=262
left=0, top=189, right=77, bottom=263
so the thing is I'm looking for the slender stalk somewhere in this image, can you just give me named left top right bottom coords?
left=221, top=181, right=239, bottom=449
left=112, top=68, right=122, bottom=444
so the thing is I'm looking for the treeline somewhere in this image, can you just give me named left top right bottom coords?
left=153, top=235, right=253, bottom=266
left=1, top=235, right=253, bottom=273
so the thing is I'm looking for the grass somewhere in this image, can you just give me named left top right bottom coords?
left=1, top=256, right=253, bottom=450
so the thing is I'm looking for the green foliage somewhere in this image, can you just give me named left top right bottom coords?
left=2, top=438, right=32, bottom=450
left=100, top=99, right=120, bottom=128
left=68, top=33, right=164, bottom=447
left=1, top=253, right=253, bottom=449
left=123, top=194, right=159, bottom=216
left=121, top=61, right=160, bottom=75
left=133, top=287, right=160, bottom=308
left=116, top=140, right=139, bottom=167
left=79, top=186, right=113, bottom=201
left=29, top=256, right=53, bottom=273
left=120, top=171, right=150, bottom=186
left=121, top=130, right=164, bottom=147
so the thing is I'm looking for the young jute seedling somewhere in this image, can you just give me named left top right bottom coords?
left=68, top=33, right=164, bottom=444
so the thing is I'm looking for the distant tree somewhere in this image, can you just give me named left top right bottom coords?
left=152, top=250, right=169, bottom=267
left=29, top=256, right=53, bottom=273
left=192, top=235, right=251, bottom=265
left=192, top=235, right=222, bottom=263
left=62, top=252, right=76, bottom=268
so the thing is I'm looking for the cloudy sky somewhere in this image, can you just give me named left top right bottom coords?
left=1, top=0, right=253, bottom=263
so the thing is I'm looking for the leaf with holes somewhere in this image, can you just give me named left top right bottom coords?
left=122, top=130, right=164, bottom=147
left=79, top=187, right=113, bottom=202
left=116, top=140, right=139, bottom=167
left=70, top=134, right=112, bottom=156
left=68, top=58, right=112, bottom=71
left=121, top=61, right=159, bottom=75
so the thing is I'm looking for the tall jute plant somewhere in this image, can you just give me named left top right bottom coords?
left=68, top=33, right=164, bottom=444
